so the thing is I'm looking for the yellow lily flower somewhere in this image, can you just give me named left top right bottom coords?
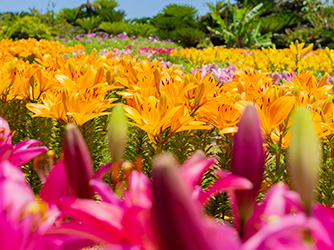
left=124, top=95, right=211, bottom=144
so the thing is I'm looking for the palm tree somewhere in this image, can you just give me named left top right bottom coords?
left=77, top=0, right=101, bottom=14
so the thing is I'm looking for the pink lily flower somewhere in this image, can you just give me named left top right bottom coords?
left=40, top=105, right=334, bottom=249
left=240, top=182, right=334, bottom=249
left=0, top=117, right=48, bottom=167
left=1, top=158, right=96, bottom=249
left=62, top=123, right=95, bottom=199
left=50, top=149, right=251, bottom=249
left=152, top=152, right=242, bottom=250
left=40, top=123, right=95, bottom=204
left=230, top=105, right=265, bottom=237
left=40, top=160, right=76, bottom=204
left=238, top=107, right=334, bottom=248
left=0, top=160, right=58, bottom=249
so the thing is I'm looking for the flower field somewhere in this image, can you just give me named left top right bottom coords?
left=1, top=35, right=334, bottom=249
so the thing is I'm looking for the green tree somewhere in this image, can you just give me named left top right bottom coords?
left=206, top=1, right=272, bottom=48
left=151, top=4, right=204, bottom=47
left=76, top=0, right=101, bottom=15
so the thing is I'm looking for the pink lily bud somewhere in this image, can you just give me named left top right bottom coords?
left=152, top=153, right=212, bottom=250
left=62, top=124, right=94, bottom=199
left=231, top=105, right=265, bottom=233
left=289, top=108, right=321, bottom=214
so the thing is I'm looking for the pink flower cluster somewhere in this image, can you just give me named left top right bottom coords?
left=139, top=46, right=174, bottom=57
left=1, top=105, right=334, bottom=249
left=192, top=63, right=236, bottom=87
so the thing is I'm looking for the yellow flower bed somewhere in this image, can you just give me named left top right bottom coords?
left=1, top=39, right=333, bottom=148
left=0, top=38, right=85, bottom=58
left=171, top=41, right=334, bottom=74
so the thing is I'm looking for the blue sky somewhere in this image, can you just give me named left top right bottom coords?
left=0, top=0, right=211, bottom=19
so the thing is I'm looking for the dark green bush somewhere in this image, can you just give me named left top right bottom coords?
left=151, top=4, right=199, bottom=41
left=172, top=27, right=205, bottom=47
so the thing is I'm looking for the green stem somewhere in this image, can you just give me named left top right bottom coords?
left=275, top=132, right=283, bottom=180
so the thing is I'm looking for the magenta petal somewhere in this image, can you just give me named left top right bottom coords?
left=62, top=124, right=94, bottom=199
left=312, top=204, right=334, bottom=248
left=243, top=183, right=304, bottom=240
left=204, top=219, right=241, bottom=250
left=179, top=150, right=215, bottom=187
left=90, top=179, right=122, bottom=206
left=0, top=144, right=13, bottom=161
left=43, top=234, right=95, bottom=250
left=0, top=160, right=34, bottom=213
left=102, top=244, right=141, bottom=250
left=124, top=171, right=152, bottom=209
left=152, top=153, right=213, bottom=250
left=9, top=146, right=48, bottom=167
left=55, top=198, right=124, bottom=245
left=242, top=213, right=310, bottom=250
left=231, top=105, right=265, bottom=223
left=198, top=171, right=253, bottom=204
left=122, top=206, right=156, bottom=249
left=0, top=117, right=12, bottom=146
left=0, top=212, right=48, bottom=250
left=41, top=160, right=75, bottom=204
left=13, top=139, right=43, bottom=149
left=93, top=162, right=113, bottom=180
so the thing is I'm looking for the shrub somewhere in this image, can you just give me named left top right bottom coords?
left=206, top=2, right=272, bottom=48
left=0, top=15, right=53, bottom=40
left=76, top=16, right=102, bottom=33
left=57, top=8, right=80, bottom=24
left=99, top=21, right=126, bottom=35
left=151, top=4, right=199, bottom=41
left=171, top=27, right=205, bottom=47
left=125, top=23, right=156, bottom=38
left=94, top=0, right=125, bottom=23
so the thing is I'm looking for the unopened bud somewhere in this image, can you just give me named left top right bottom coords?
left=159, top=92, right=167, bottom=116
left=318, top=73, right=329, bottom=87
left=69, top=61, right=74, bottom=73
left=289, top=108, right=321, bottom=214
left=95, top=65, right=104, bottom=84
left=133, top=93, right=143, bottom=111
left=194, top=82, right=205, bottom=105
left=30, top=76, right=35, bottom=88
left=184, top=75, right=190, bottom=85
left=83, top=64, right=88, bottom=74
left=323, top=95, right=332, bottom=114
left=292, top=85, right=300, bottom=97
left=106, top=69, right=111, bottom=84
left=63, top=124, right=94, bottom=199
left=108, top=104, right=128, bottom=163
left=237, top=82, right=244, bottom=93
left=154, top=68, right=162, bottom=93
left=234, top=93, right=241, bottom=101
